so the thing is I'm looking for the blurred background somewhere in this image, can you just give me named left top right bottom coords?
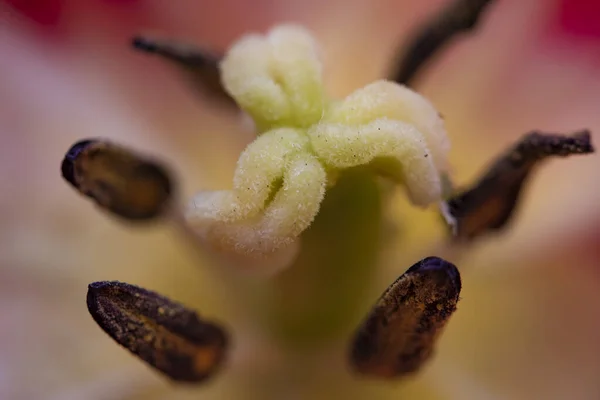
left=1, top=0, right=600, bottom=399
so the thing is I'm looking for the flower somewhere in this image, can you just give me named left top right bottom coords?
left=59, top=10, right=594, bottom=400
left=3, top=1, right=600, bottom=399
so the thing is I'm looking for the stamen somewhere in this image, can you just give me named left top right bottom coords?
left=132, top=35, right=235, bottom=106
left=443, top=130, right=595, bottom=240
left=87, top=281, right=229, bottom=383
left=390, top=0, right=496, bottom=86
left=349, top=256, right=461, bottom=378
left=61, top=139, right=174, bottom=221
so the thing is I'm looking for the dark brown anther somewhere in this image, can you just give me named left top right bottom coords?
left=87, top=281, right=229, bottom=383
left=349, top=257, right=461, bottom=379
left=390, top=0, right=496, bottom=86
left=442, top=130, right=595, bottom=240
left=132, top=35, right=236, bottom=106
left=61, top=139, right=174, bottom=221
